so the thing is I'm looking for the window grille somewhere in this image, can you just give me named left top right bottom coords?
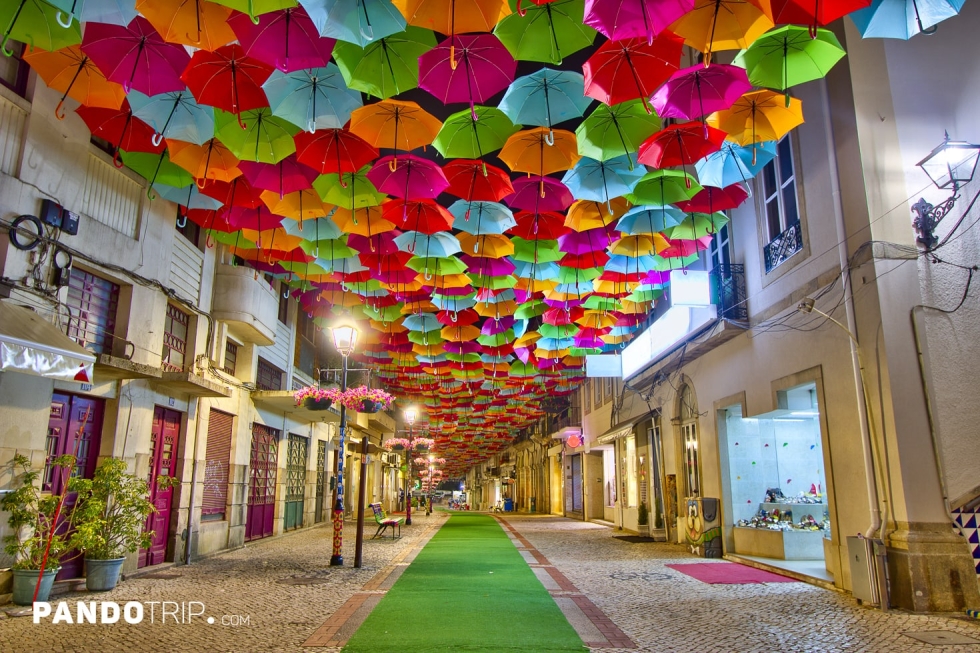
left=162, top=304, right=190, bottom=372
left=65, top=269, right=119, bottom=355
left=256, top=357, right=284, bottom=391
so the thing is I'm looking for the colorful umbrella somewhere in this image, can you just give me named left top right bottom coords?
left=564, top=198, right=629, bottom=231
left=393, top=0, right=511, bottom=37
left=76, top=103, right=162, bottom=164
left=582, top=33, right=683, bottom=110
left=509, top=211, right=568, bottom=239
left=168, top=138, right=242, bottom=184
left=651, top=63, right=751, bottom=122
left=732, top=26, right=846, bottom=92
left=314, top=165, right=386, bottom=208
left=494, top=0, right=596, bottom=65
left=627, top=169, right=701, bottom=205
left=301, top=0, right=407, bottom=46
left=211, top=0, right=297, bottom=23
left=136, top=0, right=237, bottom=50
left=395, top=231, right=461, bottom=257
left=1, top=0, right=80, bottom=57
left=228, top=5, right=334, bottom=72
left=58, top=0, right=138, bottom=26
left=450, top=200, right=516, bottom=233
left=349, top=99, right=442, bottom=155
left=23, top=46, right=125, bottom=118
left=215, top=107, right=299, bottom=163
left=576, top=99, right=661, bottom=167
left=128, top=90, right=216, bottom=146
left=583, top=0, right=693, bottom=43
left=637, top=122, right=726, bottom=171
left=670, top=0, right=773, bottom=64
left=332, top=25, right=436, bottom=99
left=239, top=156, right=319, bottom=195
left=768, top=0, right=871, bottom=31
left=332, top=205, right=397, bottom=235
left=367, top=154, right=449, bottom=200
left=155, top=183, right=224, bottom=210
left=707, top=90, right=804, bottom=152
left=499, top=127, right=580, bottom=176
left=675, top=183, right=748, bottom=213
left=120, top=148, right=193, bottom=189
left=499, top=68, right=592, bottom=138
left=432, top=106, right=518, bottom=160
left=388, top=198, right=454, bottom=233
left=419, top=34, right=516, bottom=118
left=200, top=176, right=266, bottom=207
left=262, top=63, right=362, bottom=132
left=182, top=44, right=274, bottom=120
left=261, top=188, right=331, bottom=220
left=850, top=0, right=965, bottom=39
left=506, top=176, right=575, bottom=212
left=294, top=128, right=378, bottom=174
left=443, top=159, right=514, bottom=201
left=81, top=16, right=189, bottom=94
left=694, top=140, right=776, bottom=187
left=562, top=155, right=645, bottom=207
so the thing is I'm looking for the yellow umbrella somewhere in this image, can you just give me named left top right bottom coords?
left=592, top=278, right=637, bottom=295
left=670, top=0, right=773, bottom=64
left=261, top=189, right=332, bottom=220
left=240, top=227, right=304, bottom=251
left=349, top=99, right=442, bottom=155
left=425, top=273, right=473, bottom=288
left=457, top=233, right=514, bottom=258
left=381, top=279, right=426, bottom=293
left=331, top=206, right=397, bottom=236
left=370, top=319, right=408, bottom=333
left=499, top=127, right=580, bottom=176
left=619, top=299, right=653, bottom=314
left=168, top=139, right=241, bottom=184
left=609, top=235, right=668, bottom=257
left=474, top=300, right=517, bottom=318
left=442, top=324, right=481, bottom=341
left=515, top=278, right=557, bottom=293
left=401, top=299, right=438, bottom=313
left=601, top=333, right=632, bottom=345
left=575, top=310, right=617, bottom=329
left=565, top=198, right=630, bottom=231
left=707, top=90, right=804, bottom=149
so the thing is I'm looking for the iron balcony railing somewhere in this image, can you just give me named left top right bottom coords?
left=764, top=221, right=804, bottom=273
left=711, top=263, right=748, bottom=322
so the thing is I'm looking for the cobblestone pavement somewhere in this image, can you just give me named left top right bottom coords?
left=499, top=514, right=980, bottom=653
left=0, top=513, right=448, bottom=653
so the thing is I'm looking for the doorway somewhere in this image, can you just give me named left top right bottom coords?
left=284, top=434, right=308, bottom=531
left=246, top=424, right=279, bottom=541
left=315, top=440, right=327, bottom=523
left=564, top=453, right=583, bottom=518
left=140, top=407, right=181, bottom=568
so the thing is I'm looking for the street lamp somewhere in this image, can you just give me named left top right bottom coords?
left=428, top=454, right=435, bottom=516
left=329, top=323, right=358, bottom=567
left=911, top=132, right=980, bottom=247
left=404, top=407, right=417, bottom=526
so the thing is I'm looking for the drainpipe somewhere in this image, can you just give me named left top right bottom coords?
left=184, top=396, right=205, bottom=565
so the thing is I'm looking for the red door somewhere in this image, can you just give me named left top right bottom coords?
left=139, top=407, right=181, bottom=568
left=46, top=393, right=104, bottom=579
left=246, top=424, right=279, bottom=541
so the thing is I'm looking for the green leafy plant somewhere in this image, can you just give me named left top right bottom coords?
left=68, top=458, right=156, bottom=560
left=637, top=502, right=649, bottom=526
left=654, top=501, right=663, bottom=529
left=1, top=454, right=76, bottom=570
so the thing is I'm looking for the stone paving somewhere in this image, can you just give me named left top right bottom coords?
left=2, top=511, right=980, bottom=653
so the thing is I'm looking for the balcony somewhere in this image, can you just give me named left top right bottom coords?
left=211, top=264, right=279, bottom=346
left=764, top=221, right=804, bottom=274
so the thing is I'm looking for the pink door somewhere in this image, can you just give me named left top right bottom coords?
left=139, top=407, right=181, bottom=568
left=245, top=424, right=279, bottom=541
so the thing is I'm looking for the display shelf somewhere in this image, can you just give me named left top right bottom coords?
left=733, top=527, right=827, bottom=560
left=761, top=502, right=826, bottom=513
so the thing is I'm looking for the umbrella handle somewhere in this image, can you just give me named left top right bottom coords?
left=112, top=149, right=124, bottom=169
left=56, top=10, right=73, bottom=29
left=176, top=214, right=188, bottom=228
left=450, top=45, right=458, bottom=71
left=388, top=157, right=398, bottom=172
left=517, top=0, right=526, bottom=16
left=54, top=99, right=68, bottom=121
left=206, top=233, right=214, bottom=248
left=196, top=177, right=207, bottom=189
left=151, top=132, right=164, bottom=147
left=238, top=114, right=247, bottom=130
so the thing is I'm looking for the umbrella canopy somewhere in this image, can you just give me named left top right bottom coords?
left=393, top=0, right=511, bottom=36
left=652, top=63, right=751, bottom=122
left=499, top=127, right=580, bottom=176
left=262, top=63, right=362, bottom=132
left=228, top=6, right=333, bottom=72
left=509, top=211, right=568, bottom=239
left=332, top=205, right=398, bottom=235
left=81, top=16, right=189, bottom=95
left=637, top=121, right=726, bottom=170
left=494, top=0, right=596, bottom=65
left=627, top=169, right=702, bottom=205
left=168, top=138, right=242, bottom=183
left=450, top=200, right=516, bottom=234
left=60, top=0, right=138, bottom=25
left=128, top=90, right=215, bottom=146
left=182, top=44, right=274, bottom=117
left=137, top=0, right=237, bottom=50
left=443, top=159, right=514, bottom=201
left=562, top=155, right=645, bottom=206
left=240, top=156, right=319, bottom=195
left=707, top=90, right=804, bottom=149
left=506, top=176, right=575, bottom=212
left=24, top=46, right=126, bottom=116
left=367, top=154, right=449, bottom=199
left=694, top=140, right=776, bottom=187
left=582, top=33, right=683, bottom=110
left=315, top=165, right=386, bottom=208
left=389, top=198, right=455, bottom=233
left=332, top=25, right=436, bottom=99
left=564, top=197, right=629, bottom=231
left=76, top=103, right=162, bottom=161
left=499, top=68, right=592, bottom=135
left=295, top=128, right=378, bottom=174
left=1, top=0, right=81, bottom=57
left=670, top=0, right=773, bottom=63
left=768, top=0, right=871, bottom=30
left=576, top=99, right=661, bottom=166
left=850, top=0, right=965, bottom=39
left=675, top=183, right=748, bottom=213
left=419, top=34, right=516, bottom=117
left=301, top=0, right=408, bottom=46
left=432, top=106, right=518, bottom=160
left=395, top=231, right=461, bottom=257
left=733, top=26, right=846, bottom=91
left=583, top=0, right=694, bottom=43
left=215, top=107, right=299, bottom=163
left=349, top=99, right=443, bottom=153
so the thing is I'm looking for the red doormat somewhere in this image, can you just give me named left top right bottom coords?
left=665, top=562, right=798, bottom=584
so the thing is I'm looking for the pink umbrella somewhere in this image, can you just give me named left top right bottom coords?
left=228, top=7, right=335, bottom=73
left=368, top=155, right=449, bottom=200
left=481, top=316, right=515, bottom=335
left=651, top=63, right=751, bottom=122
left=558, top=228, right=612, bottom=255
left=444, top=341, right=482, bottom=355
left=419, top=34, right=516, bottom=120
left=675, top=183, right=749, bottom=213
left=239, top=156, right=319, bottom=196
left=584, top=0, right=694, bottom=44
left=224, top=205, right=284, bottom=230
left=347, top=230, right=402, bottom=254
left=460, top=255, right=516, bottom=278
left=81, top=17, right=190, bottom=95
left=506, top=176, right=574, bottom=212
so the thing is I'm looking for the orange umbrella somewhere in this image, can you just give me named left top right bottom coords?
left=240, top=227, right=304, bottom=251
left=425, top=273, right=472, bottom=288
left=575, top=310, right=618, bottom=329
left=474, top=300, right=517, bottom=318
left=564, top=198, right=630, bottom=231
left=515, top=278, right=557, bottom=293
left=670, top=0, right=773, bottom=64
left=457, top=233, right=514, bottom=258
left=260, top=188, right=332, bottom=220
left=24, top=46, right=126, bottom=118
left=499, top=127, right=580, bottom=176
left=349, top=100, right=442, bottom=161
left=609, top=235, right=664, bottom=257
left=371, top=319, right=408, bottom=333
left=393, top=0, right=511, bottom=39
left=707, top=90, right=804, bottom=148
left=137, top=0, right=238, bottom=51
left=168, top=139, right=241, bottom=185
left=331, top=205, right=398, bottom=236
left=441, top=324, right=481, bottom=341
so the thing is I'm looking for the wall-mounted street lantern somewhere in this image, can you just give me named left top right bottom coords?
left=912, top=132, right=980, bottom=247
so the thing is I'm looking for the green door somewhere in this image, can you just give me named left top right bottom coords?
left=285, top=434, right=308, bottom=531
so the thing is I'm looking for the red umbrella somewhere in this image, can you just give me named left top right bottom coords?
left=367, top=155, right=450, bottom=200
left=506, top=176, right=574, bottom=212
left=75, top=102, right=162, bottom=167
left=418, top=34, right=516, bottom=119
left=769, top=0, right=871, bottom=33
left=582, top=33, right=684, bottom=110
left=81, top=17, right=190, bottom=95
left=186, top=208, right=237, bottom=233
left=443, top=160, right=514, bottom=202
left=295, top=129, right=378, bottom=175
left=228, top=7, right=335, bottom=73
left=438, top=308, right=480, bottom=325
left=238, top=156, right=319, bottom=196
left=562, top=251, right=610, bottom=268
left=360, top=250, right=413, bottom=270
left=224, top=204, right=284, bottom=230
left=200, top=176, right=265, bottom=208
left=508, top=211, right=569, bottom=239
left=181, top=44, right=273, bottom=121
left=675, top=183, right=748, bottom=213
left=384, top=199, right=454, bottom=234
left=637, top=122, right=726, bottom=170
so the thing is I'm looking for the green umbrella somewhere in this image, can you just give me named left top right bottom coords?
left=733, top=26, right=846, bottom=92
left=626, top=287, right=663, bottom=303
left=654, top=253, right=699, bottom=270
left=508, top=361, right=537, bottom=377
left=626, top=170, right=701, bottom=206
left=406, top=255, right=468, bottom=276
left=557, top=266, right=602, bottom=283
left=662, top=212, right=730, bottom=240
left=278, top=259, right=331, bottom=275
left=582, top=295, right=622, bottom=311
left=1, top=0, right=81, bottom=56
left=333, top=26, right=436, bottom=100
left=470, top=274, right=518, bottom=290
left=119, top=149, right=193, bottom=194
left=408, top=329, right=446, bottom=345
left=539, top=323, right=577, bottom=340
left=209, top=230, right=248, bottom=247
left=210, top=0, right=296, bottom=23
left=362, top=303, right=404, bottom=322
left=514, top=299, right=547, bottom=319
left=432, top=106, right=518, bottom=160
left=313, top=165, right=385, bottom=208
left=448, top=352, right=482, bottom=363
left=512, top=238, right=563, bottom=264
left=576, top=99, right=661, bottom=166
left=298, top=238, right=357, bottom=259
left=494, top=0, right=596, bottom=65
left=215, top=108, right=298, bottom=164
left=478, top=330, right=516, bottom=347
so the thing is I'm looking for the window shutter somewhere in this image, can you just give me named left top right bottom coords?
left=202, top=410, right=233, bottom=517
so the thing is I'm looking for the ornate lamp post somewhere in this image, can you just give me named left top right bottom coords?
left=329, top=324, right=358, bottom=567
left=404, top=407, right=417, bottom=526
left=428, top=454, right=435, bottom=516
left=912, top=132, right=980, bottom=247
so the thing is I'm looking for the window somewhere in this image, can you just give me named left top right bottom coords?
left=0, top=41, right=29, bottom=97
left=679, top=384, right=701, bottom=497
left=294, top=309, right=316, bottom=377
left=175, top=208, right=205, bottom=252
left=256, top=357, right=284, bottom=390
left=162, top=304, right=190, bottom=372
left=65, top=269, right=119, bottom=355
left=761, top=137, right=804, bottom=273
left=277, top=284, right=289, bottom=324
left=223, top=340, right=239, bottom=376
left=583, top=379, right=591, bottom=414
left=709, top=224, right=732, bottom=271
left=604, top=377, right=614, bottom=405
left=594, top=374, right=603, bottom=406
left=202, top=410, right=233, bottom=521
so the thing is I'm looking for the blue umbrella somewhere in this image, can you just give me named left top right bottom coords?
left=281, top=215, right=343, bottom=242
left=513, top=260, right=561, bottom=280
left=695, top=141, right=776, bottom=188
left=128, top=91, right=214, bottom=146
left=153, top=184, right=223, bottom=211
left=561, top=154, right=645, bottom=207
left=262, top=64, right=362, bottom=132
left=617, top=205, right=686, bottom=235
left=498, top=68, right=592, bottom=141
left=300, top=0, right=406, bottom=46
left=56, top=0, right=136, bottom=26
left=321, top=256, right=368, bottom=274
left=606, top=255, right=658, bottom=274
left=394, top=231, right=461, bottom=257
left=850, top=0, right=966, bottom=39
left=403, top=312, right=441, bottom=332
left=449, top=200, right=516, bottom=234
left=431, top=293, right=477, bottom=311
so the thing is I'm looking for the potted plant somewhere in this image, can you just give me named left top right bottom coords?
left=294, top=385, right=341, bottom=411
left=339, top=386, right=395, bottom=413
left=410, top=437, right=435, bottom=452
left=1, top=454, right=76, bottom=605
left=651, top=500, right=667, bottom=542
left=67, top=458, right=156, bottom=591
left=637, top=502, right=650, bottom=537
left=383, top=437, right=411, bottom=452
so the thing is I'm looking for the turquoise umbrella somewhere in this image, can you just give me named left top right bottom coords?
left=617, top=205, right=686, bottom=235
left=449, top=200, right=516, bottom=234
left=561, top=154, right=645, bottom=207
left=695, top=141, right=777, bottom=188
left=606, top=255, right=658, bottom=274
left=394, top=231, right=461, bottom=257
left=153, top=184, right=223, bottom=211
left=281, top=215, right=342, bottom=242
left=498, top=68, right=592, bottom=139
left=850, top=0, right=965, bottom=39
left=128, top=90, right=214, bottom=146
left=300, top=0, right=406, bottom=47
left=403, top=312, right=441, bottom=332
left=262, top=64, right=362, bottom=132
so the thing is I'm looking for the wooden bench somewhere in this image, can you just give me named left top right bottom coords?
left=370, top=503, right=403, bottom=539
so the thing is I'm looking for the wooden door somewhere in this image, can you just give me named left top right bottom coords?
left=284, top=434, right=308, bottom=531
left=246, top=424, right=279, bottom=541
left=46, top=393, right=104, bottom=579
left=315, top=440, right=326, bottom=523
left=139, top=407, right=181, bottom=568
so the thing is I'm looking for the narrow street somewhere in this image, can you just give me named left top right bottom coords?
left=3, top=512, right=979, bottom=652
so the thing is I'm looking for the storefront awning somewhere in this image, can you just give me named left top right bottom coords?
left=595, top=416, right=645, bottom=445
left=0, top=301, right=95, bottom=383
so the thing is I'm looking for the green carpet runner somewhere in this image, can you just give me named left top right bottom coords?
left=342, top=513, right=585, bottom=652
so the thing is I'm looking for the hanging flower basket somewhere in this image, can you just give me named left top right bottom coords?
left=359, top=398, right=383, bottom=414
left=411, top=437, right=435, bottom=452
left=304, top=397, right=332, bottom=411
left=339, top=386, right=395, bottom=412
left=383, top=438, right=411, bottom=452
left=294, top=386, right=341, bottom=410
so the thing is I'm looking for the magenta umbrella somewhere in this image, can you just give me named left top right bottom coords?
left=224, top=204, right=284, bottom=230
left=481, top=315, right=516, bottom=335
left=444, top=341, right=482, bottom=355
left=506, top=176, right=574, bottom=212
left=460, top=255, right=516, bottom=278
left=558, top=227, right=612, bottom=255
left=238, top=156, right=319, bottom=196
left=419, top=34, right=516, bottom=120
left=367, top=155, right=449, bottom=200
left=584, top=0, right=695, bottom=44
left=228, top=7, right=335, bottom=73
left=651, top=63, right=751, bottom=122
left=347, top=230, right=402, bottom=254
left=81, top=17, right=190, bottom=95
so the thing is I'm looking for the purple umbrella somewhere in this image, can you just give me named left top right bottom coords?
left=419, top=34, right=516, bottom=120
left=444, top=341, right=482, bottom=355
left=461, top=255, right=516, bottom=278
left=239, top=156, right=319, bottom=196
left=544, top=297, right=586, bottom=309
left=506, top=176, right=574, bottom=212
left=368, top=155, right=449, bottom=200
left=651, top=63, right=751, bottom=122
left=229, top=7, right=335, bottom=73
left=574, top=333, right=606, bottom=349
left=482, top=315, right=516, bottom=335
left=558, top=227, right=613, bottom=255
left=584, top=0, right=695, bottom=44
left=81, top=17, right=190, bottom=95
